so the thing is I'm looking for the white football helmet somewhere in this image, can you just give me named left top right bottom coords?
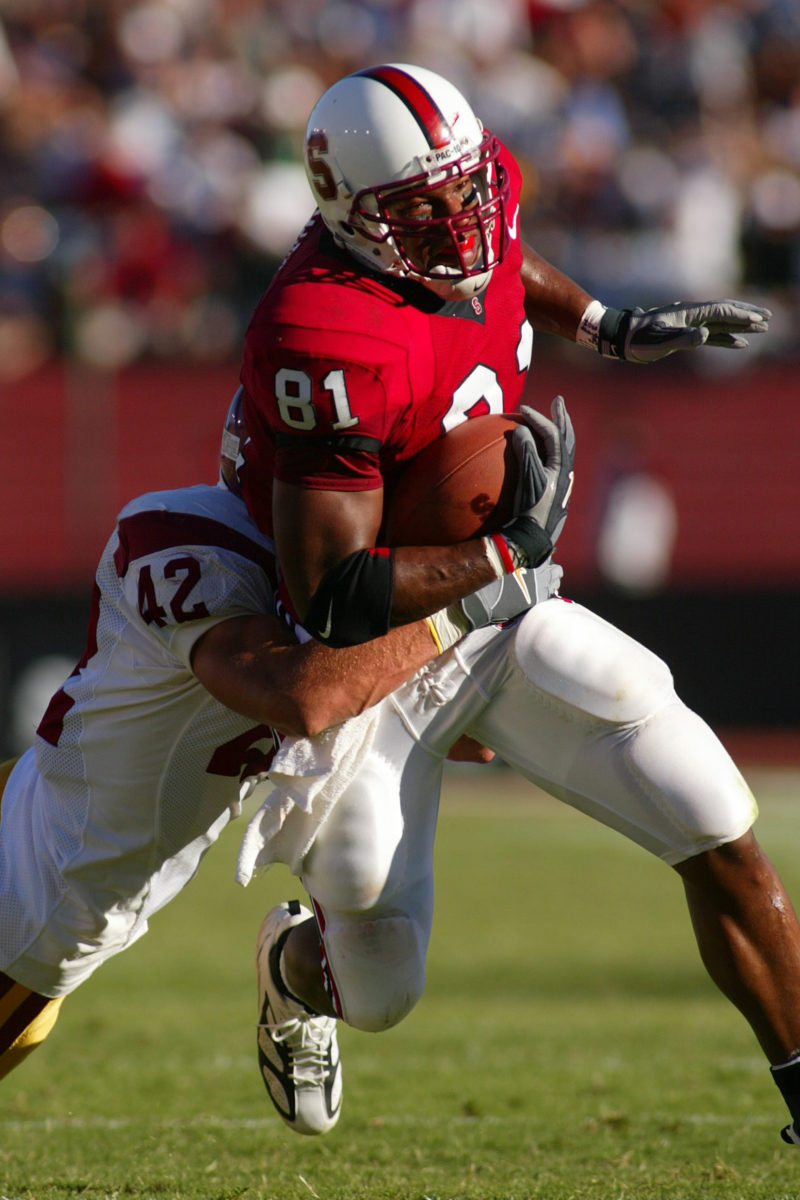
left=303, top=64, right=510, bottom=299
left=219, top=384, right=248, bottom=495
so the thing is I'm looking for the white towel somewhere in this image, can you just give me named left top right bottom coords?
left=235, top=702, right=382, bottom=885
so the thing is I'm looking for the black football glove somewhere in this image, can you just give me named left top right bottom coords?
left=594, top=300, right=770, bottom=363
left=427, top=558, right=563, bottom=651
left=497, top=396, right=575, bottom=567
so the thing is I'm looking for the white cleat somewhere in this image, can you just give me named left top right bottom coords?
left=255, top=900, right=342, bottom=1135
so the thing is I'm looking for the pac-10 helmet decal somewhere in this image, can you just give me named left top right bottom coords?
left=303, top=64, right=510, bottom=299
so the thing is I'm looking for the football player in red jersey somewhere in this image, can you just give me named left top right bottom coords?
left=236, top=65, right=800, bottom=1152
left=238, top=62, right=768, bottom=649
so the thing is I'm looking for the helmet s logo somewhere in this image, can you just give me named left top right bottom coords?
left=307, top=132, right=337, bottom=201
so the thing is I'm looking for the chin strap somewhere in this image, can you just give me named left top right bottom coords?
left=416, top=269, right=493, bottom=301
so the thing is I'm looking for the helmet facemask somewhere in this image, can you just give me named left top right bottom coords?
left=347, top=132, right=509, bottom=298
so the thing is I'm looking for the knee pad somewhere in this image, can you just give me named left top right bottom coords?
left=627, top=701, right=758, bottom=862
left=322, top=913, right=426, bottom=1033
left=301, top=762, right=405, bottom=913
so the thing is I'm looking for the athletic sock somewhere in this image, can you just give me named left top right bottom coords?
left=770, top=1053, right=800, bottom=1137
left=275, top=936, right=318, bottom=1016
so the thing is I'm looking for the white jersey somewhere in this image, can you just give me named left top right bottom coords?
left=0, top=483, right=279, bottom=997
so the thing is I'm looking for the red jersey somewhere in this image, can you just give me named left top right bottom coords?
left=240, top=142, right=530, bottom=539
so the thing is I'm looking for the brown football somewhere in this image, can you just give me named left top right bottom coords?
left=384, top=413, right=523, bottom=546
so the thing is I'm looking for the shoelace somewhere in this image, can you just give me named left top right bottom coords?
left=261, top=1015, right=333, bottom=1085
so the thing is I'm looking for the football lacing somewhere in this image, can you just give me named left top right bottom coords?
left=411, top=662, right=449, bottom=710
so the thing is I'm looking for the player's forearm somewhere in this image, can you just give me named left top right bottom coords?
left=388, top=542, right=497, bottom=626
left=298, top=539, right=499, bottom=647
left=275, top=620, right=438, bottom=735
left=520, top=246, right=771, bottom=360
left=520, top=242, right=593, bottom=340
left=192, top=613, right=438, bottom=738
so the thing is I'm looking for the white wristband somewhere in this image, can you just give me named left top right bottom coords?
left=426, top=607, right=467, bottom=653
left=576, top=299, right=608, bottom=351
left=482, top=535, right=507, bottom=578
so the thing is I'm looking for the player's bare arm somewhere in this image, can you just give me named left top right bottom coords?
left=190, top=610, right=438, bottom=737
left=520, top=240, right=771, bottom=358
left=272, top=480, right=498, bottom=632
left=520, top=241, right=593, bottom=339
left=272, top=401, right=573, bottom=647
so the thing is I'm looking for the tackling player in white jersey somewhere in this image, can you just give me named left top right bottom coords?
left=0, top=404, right=546, bottom=1084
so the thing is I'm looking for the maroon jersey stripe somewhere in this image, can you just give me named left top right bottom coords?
left=356, top=65, right=451, bottom=149
left=113, top=510, right=277, bottom=589
left=36, top=583, right=101, bottom=747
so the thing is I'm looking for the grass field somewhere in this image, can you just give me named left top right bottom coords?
left=3, top=764, right=800, bottom=1200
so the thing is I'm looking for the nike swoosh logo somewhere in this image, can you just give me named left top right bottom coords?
left=512, top=568, right=531, bottom=604
left=508, top=204, right=519, bottom=241
left=318, top=599, right=334, bottom=640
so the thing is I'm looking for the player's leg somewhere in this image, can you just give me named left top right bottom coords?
left=0, top=760, right=63, bottom=1081
left=280, top=909, right=334, bottom=1017
left=461, top=599, right=800, bottom=1138
left=674, top=833, right=800, bottom=1143
left=675, top=832, right=800, bottom=1066
left=254, top=899, right=341, bottom=1135
left=0, top=973, right=63, bottom=1080
left=298, top=716, right=443, bottom=1032
left=254, top=714, right=442, bottom=1134
left=463, top=599, right=757, bottom=862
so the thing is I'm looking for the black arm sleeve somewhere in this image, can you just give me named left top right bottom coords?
left=304, top=547, right=395, bottom=647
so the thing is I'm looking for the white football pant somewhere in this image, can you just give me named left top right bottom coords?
left=300, top=598, right=757, bottom=1032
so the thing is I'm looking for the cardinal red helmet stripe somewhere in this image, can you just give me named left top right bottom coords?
left=356, top=65, right=451, bottom=149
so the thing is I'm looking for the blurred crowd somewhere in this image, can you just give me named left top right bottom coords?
left=0, top=0, right=798, bottom=378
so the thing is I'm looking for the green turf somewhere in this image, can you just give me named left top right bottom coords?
left=3, top=766, right=800, bottom=1199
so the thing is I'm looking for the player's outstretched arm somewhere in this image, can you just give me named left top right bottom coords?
left=191, top=613, right=439, bottom=737
left=191, top=564, right=543, bottom=735
left=518, top=242, right=770, bottom=362
left=519, top=241, right=595, bottom=338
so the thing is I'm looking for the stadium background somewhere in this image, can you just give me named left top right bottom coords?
left=0, top=0, right=798, bottom=759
